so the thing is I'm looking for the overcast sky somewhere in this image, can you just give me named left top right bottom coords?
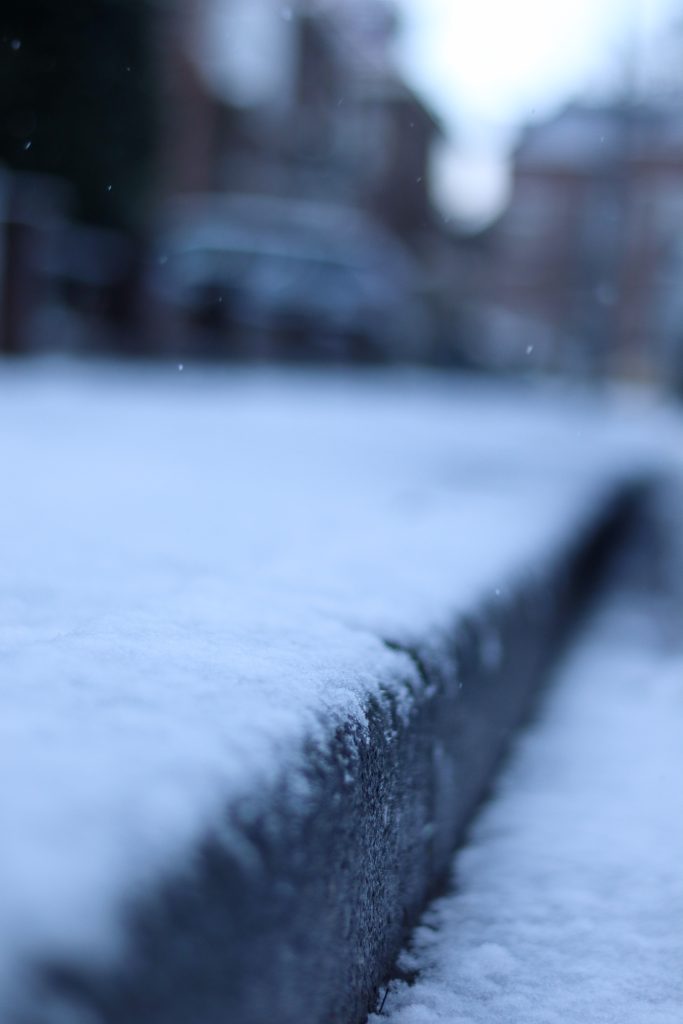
left=393, top=0, right=681, bottom=223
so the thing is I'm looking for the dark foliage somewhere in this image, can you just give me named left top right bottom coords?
left=0, top=0, right=157, bottom=230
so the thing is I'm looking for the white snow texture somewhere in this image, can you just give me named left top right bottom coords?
left=372, top=594, right=683, bottom=1024
left=0, top=364, right=679, bottom=1008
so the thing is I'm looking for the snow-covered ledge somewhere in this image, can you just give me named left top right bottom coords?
left=0, top=366, right=672, bottom=1024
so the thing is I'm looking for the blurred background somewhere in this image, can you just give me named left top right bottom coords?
left=2, top=0, right=683, bottom=392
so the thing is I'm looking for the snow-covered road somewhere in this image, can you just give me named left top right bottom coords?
left=373, top=585, right=683, bottom=1024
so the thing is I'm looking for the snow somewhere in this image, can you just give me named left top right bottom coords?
left=371, top=589, right=683, bottom=1024
left=0, top=363, right=679, bottom=1009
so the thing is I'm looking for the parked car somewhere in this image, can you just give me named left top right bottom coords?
left=150, top=193, right=433, bottom=361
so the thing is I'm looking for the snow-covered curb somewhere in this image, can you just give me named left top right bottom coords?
left=0, top=366, right=676, bottom=1023
left=371, top=586, right=683, bottom=1024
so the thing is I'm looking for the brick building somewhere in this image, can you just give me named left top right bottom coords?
left=161, top=0, right=442, bottom=249
left=480, top=102, right=683, bottom=385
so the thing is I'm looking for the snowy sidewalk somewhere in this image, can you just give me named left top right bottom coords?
left=0, top=365, right=679, bottom=1023
left=373, top=588, right=683, bottom=1024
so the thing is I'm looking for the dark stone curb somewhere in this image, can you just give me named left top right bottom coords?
left=20, top=479, right=653, bottom=1024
